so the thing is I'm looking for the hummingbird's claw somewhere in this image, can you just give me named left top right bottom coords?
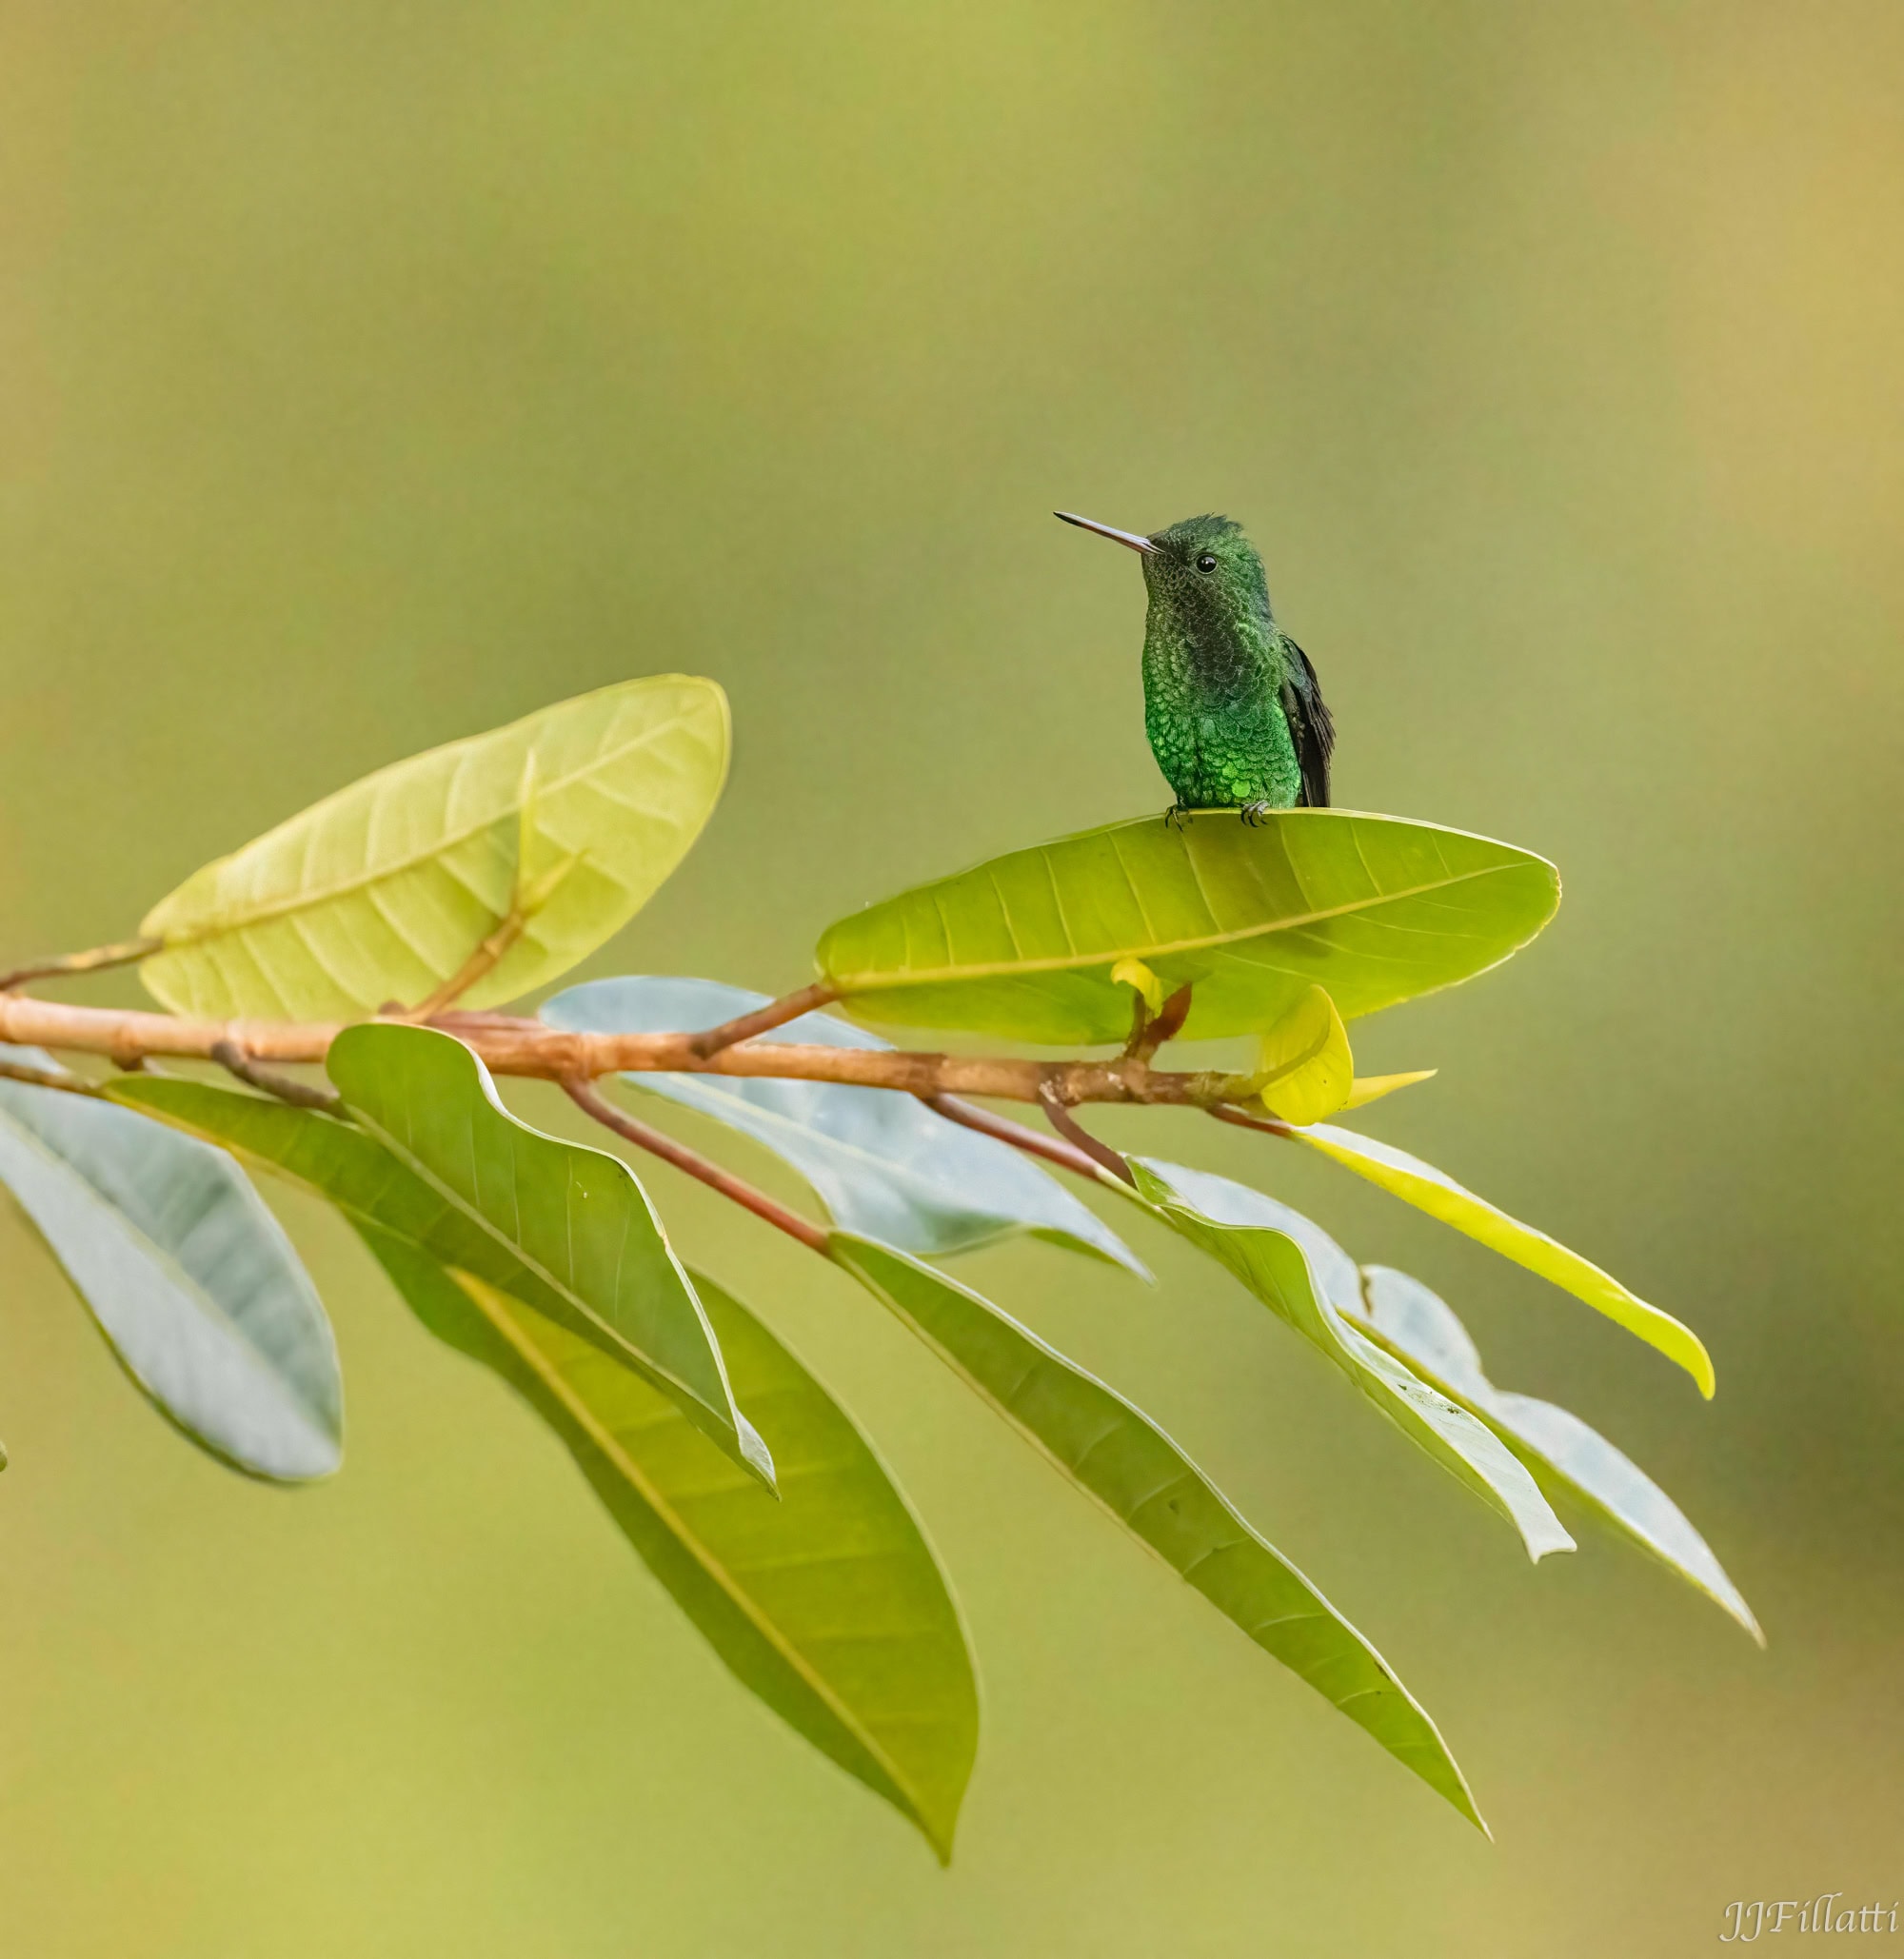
left=1240, top=801, right=1272, bottom=827
left=1164, top=803, right=1193, bottom=831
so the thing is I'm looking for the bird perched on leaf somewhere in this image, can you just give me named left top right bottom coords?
left=1058, top=510, right=1333, bottom=824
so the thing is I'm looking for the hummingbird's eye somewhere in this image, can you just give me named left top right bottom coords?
left=1196, top=553, right=1218, bottom=573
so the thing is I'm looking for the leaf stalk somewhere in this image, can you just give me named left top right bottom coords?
left=208, top=1039, right=345, bottom=1113
left=562, top=1078, right=830, bottom=1253
left=1036, top=1079, right=1138, bottom=1187
left=0, top=936, right=164, bottom=995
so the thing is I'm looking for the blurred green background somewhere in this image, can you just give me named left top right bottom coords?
left=2, top=3, right=1899, bottom=1952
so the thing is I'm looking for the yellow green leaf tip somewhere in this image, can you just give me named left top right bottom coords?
left=1341, top=1070, right=1438, bottom=1111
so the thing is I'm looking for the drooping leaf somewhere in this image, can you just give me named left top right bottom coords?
left=331, top=1023, right=772, bottom=1483
left=1126, top=1160, right=1573, bottom=1562
left=816, top=809, right=1559, bottom=1045
left=363, top=1236, right=979, bottom=1861
left=118, top=1076, right=980, bottom=1847
left=1242, top=984, right=1354, bottom=1126
left=0, top=1045, right=340, bottom=1479
left=113, top=1041, right=773, bottom=1486
left=140, top=675, right=730, bottom=1020
left=1356, top=1266, right=1760, bottom=1640
left=541, top=977, right=1147, bottom=1274
left=827, top=1231, right=1487, bottom=1830
left=1287, top=1122, right=1716, bottom=1398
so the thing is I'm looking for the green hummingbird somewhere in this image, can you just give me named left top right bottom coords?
left=1058, top=510, right=1334, bottom=824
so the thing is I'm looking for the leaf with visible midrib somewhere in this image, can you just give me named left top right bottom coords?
left=1355, top=1266, right=1760, bottom=1641
left=112, top=1069, right=977, bottom=1853
left=1, top=1046, right=340, bottom=1480
left=541, top=976, right=1147, bottom=1274
left=140, top=675, right=729, bottom=1020
left=112, top=1039, right=770, bottom=1486
left=828, top=1231, right=1487, bottom=1831
left=1126, top=1159, right=1574, bottom=1563
left=364, top=1237, right=980, bottom=1860
left=816, top=809, right=1558, bottom=1045
left=1287, top=1122, right=1716, bottom=1397
left=326, top=1022, right=772, bottom=1484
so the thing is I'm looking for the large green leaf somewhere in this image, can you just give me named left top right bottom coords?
left=541, top=977, right=1147, bottom=1274
left=827, top=1231, right=1486, bottom=1830
left=1126, top=1160, right=1573, bottom=1562
left=140, top=675, right=729, bottom=1020
left=1356, top=1266, right=1760, bottom=1640
left=815, top=809, right=1558, bottom=1044
left=113, top=1039, right=771, bottom=1486
left=363, top=1235, right=979, bottom=1860
left=1287, top=1122, right=1716, bottom=1397
left=0, top=1046, right=340, bottom=1480
left=325, top=1023, right=771, bottom=1483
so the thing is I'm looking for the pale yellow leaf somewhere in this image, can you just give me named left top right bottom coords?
left=140, top=676, right=728, bottom=1020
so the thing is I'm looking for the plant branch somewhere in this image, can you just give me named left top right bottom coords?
left=687, top=982, right=839, bottom=1059
left=0, top=1058, right=106, bottom=1097
left=0, top=991, right=1249, bottom=1110
left=208, top=1039, right=345, bottom=1113
left=1037, top=1079, right=1136, bottom=1187
left=922, top=1093, right=1113, bottom=1183
left=563, top=1078, right=829, bottom=1253
left=0, top=936, right=163, bottom=994
left=1120, top=988, right=1149, bottom=1058
left=1126, top=983, right=1193, bottom=1065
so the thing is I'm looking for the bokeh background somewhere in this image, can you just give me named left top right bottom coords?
left=2, top=4, right=1900, bottom=1952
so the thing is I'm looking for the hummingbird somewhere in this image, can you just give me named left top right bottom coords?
left=1057, top=510, right=1333, bottom=824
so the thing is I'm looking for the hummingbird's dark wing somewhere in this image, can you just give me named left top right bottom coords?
left=1279, top=636, right=1335, bottom=808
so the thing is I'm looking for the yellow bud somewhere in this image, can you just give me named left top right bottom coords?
left=1248, top=986, right=1354, bottom=1126
left=1109, top=958, right=1166, bottom=1017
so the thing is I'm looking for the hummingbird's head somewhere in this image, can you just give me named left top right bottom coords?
left=1055, top=510, right=1273, bottom=631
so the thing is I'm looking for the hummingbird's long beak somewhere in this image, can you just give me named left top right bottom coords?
left=1055, top=511, right=1159, bottom=555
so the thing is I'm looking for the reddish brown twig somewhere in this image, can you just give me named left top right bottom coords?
left=687, top=982, right=841, bottom=1059
left=1037, top=1079, right=1136, bottom=1187
left=208, top=1039, right=345, bottom=1113
left=563, top=1078, right=829, bottom=1253
left=922, top=1093, right=1111, bottom=1183
left=1126, top=984, right=1193, bottom=1065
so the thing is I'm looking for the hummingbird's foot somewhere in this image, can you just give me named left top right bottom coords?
left=1163, top=802, right=1194, bottom=831
left=1239, top=801, right=1272, bottom=827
